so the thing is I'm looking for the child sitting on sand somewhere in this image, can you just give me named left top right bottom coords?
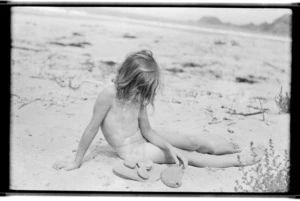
left=53, top=50, right=264, bottom=171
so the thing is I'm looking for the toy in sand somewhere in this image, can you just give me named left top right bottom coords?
left=123, top=158, right=138, bottom=169
left=113, top=159, right=164, bottom=183
left=161, top=165, right=185, bottom=188
left=137, top=160, right=153, bottom=171
left=113, top=159, right=185, bottom=188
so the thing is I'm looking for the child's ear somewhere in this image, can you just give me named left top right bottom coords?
left=111, top=77, right=116, bottom=83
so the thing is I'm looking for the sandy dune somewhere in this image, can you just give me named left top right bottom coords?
left=10, top=8, right=290, bottom=192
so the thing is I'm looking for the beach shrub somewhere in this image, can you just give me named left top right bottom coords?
left=275, top=87, right=290, bottom=113
left=234, top=139, right=289, bottom=192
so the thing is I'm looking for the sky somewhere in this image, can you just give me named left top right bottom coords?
left=101, top=7, right=292, bottom=25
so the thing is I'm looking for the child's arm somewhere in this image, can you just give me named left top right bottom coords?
left=53, top=88, right=114, bottom=171
left=138, top=109, right=188, bottom=168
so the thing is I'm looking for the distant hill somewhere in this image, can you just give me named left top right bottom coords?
left=198, top=16, right=224, bottom=25
left=197, top=14, right=291, bottom=36
left=268, top=14, right=291, bottom=35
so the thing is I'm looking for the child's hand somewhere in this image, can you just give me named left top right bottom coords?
left=52, top=160, right=81, bottom=171
left=167, top=146, right=188, bottom=169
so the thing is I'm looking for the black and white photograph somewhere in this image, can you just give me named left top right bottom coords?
left=10, top=5, right=291, bottom=192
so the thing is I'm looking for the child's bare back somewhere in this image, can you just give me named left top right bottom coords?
left=97, top=85, right=186, bottom=163
left=100, top=86, right=144, bottom=148
left=99, top=86, right=151, bottom=160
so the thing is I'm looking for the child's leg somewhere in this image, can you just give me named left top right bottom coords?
left=156, top=129, right=241, bottom=155
left=122, top=142, right=264, bottom=168
left=186, top=145, right=264, bottom=168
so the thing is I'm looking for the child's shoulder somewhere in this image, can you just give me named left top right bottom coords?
left=101, top=85, right=116, bottom=96
left=95, top=85, right=116, bottom=104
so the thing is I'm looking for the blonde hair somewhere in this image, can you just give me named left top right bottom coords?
left=114, top=50, right=160, bottom=110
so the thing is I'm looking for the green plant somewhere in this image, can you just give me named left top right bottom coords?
left=234, top=140, right=289, bottom=192
left=275, top=87, right=290, bottom=113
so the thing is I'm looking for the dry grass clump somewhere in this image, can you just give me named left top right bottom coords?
left=275, top=87, right=290, bottom=113
left=234, top=139, right=289, bottom=192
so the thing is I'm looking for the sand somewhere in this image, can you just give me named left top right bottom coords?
left=10, top=8, right=291, bottom=192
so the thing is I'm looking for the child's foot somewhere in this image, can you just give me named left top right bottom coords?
left=236, top=145, right=266, bottom=166
left=197, top=134, right=242, bottom=155
left=212, top=141, right=242, bottom=155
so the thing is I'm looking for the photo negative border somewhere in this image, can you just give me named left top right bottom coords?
left=1, top=1, right=299, bottom=197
